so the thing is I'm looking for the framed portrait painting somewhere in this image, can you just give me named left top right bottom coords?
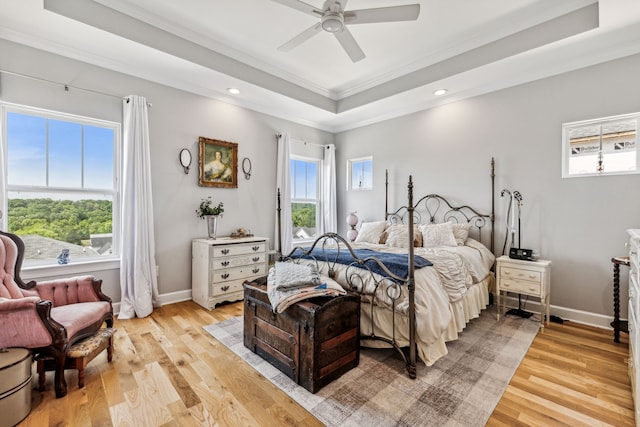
left=198, top=137, right=238, bottom=188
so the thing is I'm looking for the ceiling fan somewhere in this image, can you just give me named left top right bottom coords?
left=270, top=0, right=421, bottom=63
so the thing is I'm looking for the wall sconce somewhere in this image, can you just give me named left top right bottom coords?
left=346, top=211, right=359, bottom=242
left=242, top=157, right=252, bottom=180
left=179, top=148, right=192, bottom=174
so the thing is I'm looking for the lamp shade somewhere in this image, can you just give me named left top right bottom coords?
left=346, top=212, right=358, bottom=227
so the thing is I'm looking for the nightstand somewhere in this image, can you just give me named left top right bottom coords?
left=496, top=255, right=551, bottom=329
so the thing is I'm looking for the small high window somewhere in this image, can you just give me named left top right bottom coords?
left=562, top=113, right=639, bottom=177
left=347, top=157, right=373, bottom=190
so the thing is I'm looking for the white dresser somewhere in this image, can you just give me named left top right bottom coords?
left=192, top=236, right=268, bottom=310
left=496, top=255, right=551, bottom=329
left=627, top=229, right=640, bottom=425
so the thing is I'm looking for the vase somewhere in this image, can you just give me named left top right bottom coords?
left=206, top=215, right=219, bottom=239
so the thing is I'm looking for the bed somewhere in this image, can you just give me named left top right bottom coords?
left=275, top=158, right=496, bottom=378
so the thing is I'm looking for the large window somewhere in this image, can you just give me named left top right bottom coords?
left=2, top=104, right=120, bottom=267
left=290, top=157, right=320, bottom=241
left=562, top=112, right=639, bottom=178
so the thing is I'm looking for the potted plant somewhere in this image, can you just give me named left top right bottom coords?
left=196, top=197, right=224, bottom=239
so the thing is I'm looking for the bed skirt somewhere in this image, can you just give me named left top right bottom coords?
left=360, top=273, right=493, bottom=366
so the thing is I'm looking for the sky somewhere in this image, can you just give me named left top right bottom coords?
left=6, top=111, right=115, bottom=196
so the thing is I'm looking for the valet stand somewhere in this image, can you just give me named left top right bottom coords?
left=611, top=256, right=630, bottom=343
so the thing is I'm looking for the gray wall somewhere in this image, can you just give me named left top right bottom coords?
left=3, top=37, right=640, bottom=320
left=0, top=39, right=333, bottom=302
left=336, top=53, right=640, bottom=318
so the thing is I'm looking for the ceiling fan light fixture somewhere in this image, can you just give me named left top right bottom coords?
left=321, top=12, right=344, bottom=32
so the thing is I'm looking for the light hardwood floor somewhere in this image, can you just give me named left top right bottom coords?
left=18, top=300, right=634, bottom=427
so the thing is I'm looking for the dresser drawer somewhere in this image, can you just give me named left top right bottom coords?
left=211, top=253, right=266, bottom=270
left=212, top=264, right=267, bottom=283
left=212, top=242, right=266, bottom=257
left=500, top=278, right=541, bottom=296
left=211, top=279, right=245, bottom=296
left=500, top=266, right=541, bottom=283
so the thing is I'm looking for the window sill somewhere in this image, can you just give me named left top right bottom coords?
left=22, top=257, right=120, bottom=280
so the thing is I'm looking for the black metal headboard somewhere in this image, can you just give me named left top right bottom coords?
left=385, top=158, right=496, bottom=253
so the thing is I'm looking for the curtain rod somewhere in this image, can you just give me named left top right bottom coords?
left=0, top=69, right=152, bottom=107
left=275, top=132, right=329, bottom=149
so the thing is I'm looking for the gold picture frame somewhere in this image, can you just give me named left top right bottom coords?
left=198, top=137, right=238, bottom=188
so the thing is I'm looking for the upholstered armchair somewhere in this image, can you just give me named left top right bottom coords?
left=0, top=230, right=113, bottom=397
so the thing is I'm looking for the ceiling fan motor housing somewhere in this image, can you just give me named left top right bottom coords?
left=321, top=12, right=344, bottom=32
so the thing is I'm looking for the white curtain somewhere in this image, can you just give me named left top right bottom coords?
left=323, top=144, right=337, bottom=233
left=119, top=95, right=160, bottom=319
left=275, top=133, right=293, bottom=256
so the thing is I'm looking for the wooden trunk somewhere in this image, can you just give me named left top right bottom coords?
left=243, top=276, right=360, bottom=393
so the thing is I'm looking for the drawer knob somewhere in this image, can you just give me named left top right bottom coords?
left=529, top=287, right=536, bottom=291
left=528, top=274, right=536, bottom=279
left=221, top=273, right=230, bottom=279
left=252, top=246, right=260, bottom=251
left=221, top=285, right=229, bottom=292
left=222, top=249, right=230, bottom=255
left=252, top=267, right=260, bottom=274
left=504, top=271, right=511, bottom=276
left=252, top=257, right=260, bottom=262
left=221, top=261, right=230, bottom=267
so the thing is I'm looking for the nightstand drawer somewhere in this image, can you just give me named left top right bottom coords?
left=500, top=266, right=541, bottom=283
left=500, top=278, right=541, bottom=296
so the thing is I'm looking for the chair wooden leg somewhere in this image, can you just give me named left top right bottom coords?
left=53, top=354, right=68, bottom=398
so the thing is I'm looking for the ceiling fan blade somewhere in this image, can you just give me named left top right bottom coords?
left=269, top=0, right=323, bottom=17
left=278, top=23, right=322, bottom=52
left=334, top=27, right=365, bottom=62
left=344, top=4, right=420, bottom=25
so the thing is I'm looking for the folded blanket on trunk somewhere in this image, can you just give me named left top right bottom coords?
left=274, top=261, right=321, bottom=289
left=267, top=266, right=346, bottom=313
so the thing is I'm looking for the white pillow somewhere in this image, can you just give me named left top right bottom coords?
left=355, top=221, right=387, bottom=244
left=451, top=223, right=471, bottom=246
left=420, top=223, right=458, bottom=247
left=383, top=224, right=423, bottom=248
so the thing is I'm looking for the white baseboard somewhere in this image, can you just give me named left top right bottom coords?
left=112, top=291, right=616, bottom=330
left=113, top=289, right=192, bottom=316
left=501, top=294, right=616, bottom=330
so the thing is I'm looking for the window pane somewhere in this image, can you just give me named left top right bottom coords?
left=291, top=202, right=317, bottom=240
left=7, top=112, right=46, bottom=186
left=564, top=114, right=638, bottom=177
left=290, top=159, right=318, bottom=200
left=7, top=191, right=113, bottom=266
left=84, top=125, right=115, bottom=189
left=349, top=158, right=373, bottom=190
left=305, top=162, right=317, bottom=199
left=49, top=119, right=82, bottom=188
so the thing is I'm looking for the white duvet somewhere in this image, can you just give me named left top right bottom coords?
left=293, top=237, right=495, bottom=364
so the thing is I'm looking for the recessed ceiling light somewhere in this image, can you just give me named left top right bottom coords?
left=434, top=89, right=448, bottom=96
left=227, top=88, right=240, bottom=95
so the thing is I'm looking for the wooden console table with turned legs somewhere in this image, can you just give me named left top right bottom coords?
left=611, top=256, right=630, bottom=343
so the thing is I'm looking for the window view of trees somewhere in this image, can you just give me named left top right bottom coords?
left=292, top=202, right=316, bottom=228
left=8, top=198, right=112, bottom=245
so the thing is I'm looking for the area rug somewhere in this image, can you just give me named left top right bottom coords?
left=203, top=307, right=538, bottom=427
